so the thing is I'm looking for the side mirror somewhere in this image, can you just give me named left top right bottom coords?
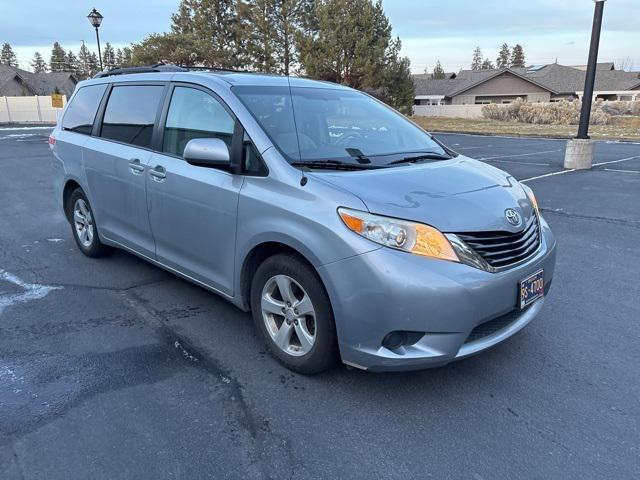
left=183, top=138, right=231, bottom=169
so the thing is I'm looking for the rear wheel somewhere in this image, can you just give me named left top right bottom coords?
left=68, top=188, right=112, bottom=258
left=250, top=253, right=338, bottom=374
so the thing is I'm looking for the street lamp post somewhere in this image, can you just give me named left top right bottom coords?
left=564, top=0, right=607, bottom=170
left=87, top=8, right=104, bottom=71
left=577, top=0, right=606, bottom=139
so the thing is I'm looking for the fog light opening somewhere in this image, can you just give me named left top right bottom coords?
left=382, top=331, right=424, bottom=351
left=382, top=331, right=407, bottom=350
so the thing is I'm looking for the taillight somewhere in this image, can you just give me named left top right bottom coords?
left=48, top=135, right=56, bottom=147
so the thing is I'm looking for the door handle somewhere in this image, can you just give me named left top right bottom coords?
left=149, top=165, right=167, bottom=181
left=129, top=158, right=145, bottom=174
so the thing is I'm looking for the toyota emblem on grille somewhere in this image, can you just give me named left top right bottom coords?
left=505, top=209, right=522, bottom=227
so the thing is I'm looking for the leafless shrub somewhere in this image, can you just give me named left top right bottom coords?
left=482, top=99, right=614, bottom=125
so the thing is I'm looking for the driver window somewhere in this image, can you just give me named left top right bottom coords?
left=163, top=87, right=235, bottom=157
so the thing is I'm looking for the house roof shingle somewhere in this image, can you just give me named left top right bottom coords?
left=413, top=63, right=640, bottom=98
left=0, top=65, right=77, bottom=97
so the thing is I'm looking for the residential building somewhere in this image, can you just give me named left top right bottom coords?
left=0, top=65, right=77, bottom=97
left=414, top=62, right=640, bottom=106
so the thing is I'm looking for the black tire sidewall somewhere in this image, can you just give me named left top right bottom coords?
left=250, top=253, right=338, bottom=374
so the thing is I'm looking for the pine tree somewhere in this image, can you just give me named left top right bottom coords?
left=115, top=48, right=124, bottom=67
left=121, top=47, right=133, bottom=67
left=103, top=42, right=116, bottom=69
left=77, top=43, right=92, bottom=78
left=177, top=0, right=242, bottom=68
left=1, top=43, right=19, bottom=67
left=49, top=42, right=67, bottom=72
left=64, top=51, right=79, bottom=74
left=239, top=0, right=279, bottom=73
left=471, top=46, right=483, bottom=70
left=496, top=43, right=510, bottom=68
left=30, top=51, right=48, bottom=73
left=171, top=0, right=194, bottom=34
left=432, top=60, right=445, bottom=79
left=481, top=58, right=495, bottom=70
left=298, top=0, right=392, bottom=88
left=382, top=37, right=415, bottom=114
left=273, top=0, right=314, bottom=75
left=510, top=44, right=525, bottom=68
left=88, top=53, right=99, bottom=75
left=298, top=0, right=414, bottom=112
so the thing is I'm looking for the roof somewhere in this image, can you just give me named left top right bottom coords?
left=569, top=62, right=615, bottom=71
left=526, top=63, right=640, bottom=93
left=413, top=63, right=640, bottom=98
left=0, top=65, right=77, bottom=96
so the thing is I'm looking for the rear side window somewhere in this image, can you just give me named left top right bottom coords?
left=163, top=86, right=235, bottom=157
left=100, top=85, right=164, bottom=149
left=62, top=84, right=107, bottom=135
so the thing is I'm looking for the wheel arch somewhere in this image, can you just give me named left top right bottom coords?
left=62, top=178, right=83, bottom=222
left=238, top=240, right=322, bottom=312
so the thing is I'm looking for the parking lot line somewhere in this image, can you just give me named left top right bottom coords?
left=478, top=149, right=561, bottom=161
left=603, top=168, right=640, bottom=174
left=593, top=155, right=640, bottom=166
left=521, top=169, right=575, bottom=183
left=521, top=155, right=640, bottom=183
left=484, top=159, right=551, bottom=166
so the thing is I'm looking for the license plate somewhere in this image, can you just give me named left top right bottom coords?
left=519, top=269, right=544, bottom=309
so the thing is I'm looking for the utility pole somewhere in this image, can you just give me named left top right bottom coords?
left=564, top=0, right=607, bottom=170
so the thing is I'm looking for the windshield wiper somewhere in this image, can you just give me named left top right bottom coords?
left=291, top=160, right=384, bottom=170
left=387, top=152, right=452, bottom=165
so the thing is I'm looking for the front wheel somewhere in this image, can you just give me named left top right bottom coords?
left=250, top=253, right=338, bottom=374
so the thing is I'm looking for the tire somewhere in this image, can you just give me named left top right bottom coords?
left=250, top=253, right=338, bottom=374
left=67, top=188, right=112, bottom=258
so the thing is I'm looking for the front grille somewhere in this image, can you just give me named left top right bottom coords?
left=465, top=308, right=521, bottom=344
left=455, top=215, right=540, bottom=269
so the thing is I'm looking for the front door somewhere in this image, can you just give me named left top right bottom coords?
left=146, top=85, right=243, bottom=295
left=84, top=84, right=166, bottom=257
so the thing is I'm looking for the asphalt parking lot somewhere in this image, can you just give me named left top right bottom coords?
left=1, top=126, right=639, bottom=479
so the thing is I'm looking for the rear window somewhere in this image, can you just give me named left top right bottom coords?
left=100, top=85, right=164, bottom=149
left=61, top=84, right=107, bottom=135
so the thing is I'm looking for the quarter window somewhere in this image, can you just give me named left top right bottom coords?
left=163, top=87, right=235, bottom=157
left=62, top=84, right=107, bottom=135
left=100, top=85, right=164, bottom=149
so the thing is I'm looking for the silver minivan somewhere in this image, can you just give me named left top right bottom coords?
left=51, top=65, right=556, bottom=373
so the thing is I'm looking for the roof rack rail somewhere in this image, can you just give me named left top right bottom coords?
left=93, top=63, right=188, bottom=78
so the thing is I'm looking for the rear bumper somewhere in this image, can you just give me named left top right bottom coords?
left=318, top=216, right=557, bottom=372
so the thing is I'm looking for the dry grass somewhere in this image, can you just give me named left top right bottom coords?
left=411, top=116, right=640, bottom=141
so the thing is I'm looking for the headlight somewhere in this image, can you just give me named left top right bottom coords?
left=338, top=208, right=459, bottom=262
left=521, top=183, right=539, bottom=214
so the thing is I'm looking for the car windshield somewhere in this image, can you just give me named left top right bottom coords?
left=233, top=85, right=448, bottom=166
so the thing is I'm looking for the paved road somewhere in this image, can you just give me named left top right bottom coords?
left=1, top=127, right=639, bottom=479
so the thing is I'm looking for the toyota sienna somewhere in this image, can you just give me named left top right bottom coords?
left=50, top=65, right=557, bottom=373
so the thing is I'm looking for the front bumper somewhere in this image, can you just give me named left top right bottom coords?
left=318, top=216, right=557, bottom=372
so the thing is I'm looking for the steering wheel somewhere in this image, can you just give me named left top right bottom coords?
left=335, top=131, right=364, bottom=146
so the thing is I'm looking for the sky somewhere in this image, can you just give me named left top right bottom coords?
left=1, top=0, right=638, bottom=73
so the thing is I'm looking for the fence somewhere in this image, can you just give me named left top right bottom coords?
left=413, top=104, right=485, bottom=118
left=0, top=95, right=67, bottom=124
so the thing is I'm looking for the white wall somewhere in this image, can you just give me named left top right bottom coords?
left=0, top=95, right=67, bottom=124
left=413, top=104, right=485, bottom=118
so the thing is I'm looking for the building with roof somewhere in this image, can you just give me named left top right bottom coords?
left=0, top=65, right=77, bottom=97
left=414, top=63, right=640, bottom=106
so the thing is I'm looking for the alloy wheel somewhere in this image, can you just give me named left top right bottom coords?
left=73, top=198, right=94, bottom=248
left=261, top=274, right=317, bottom=356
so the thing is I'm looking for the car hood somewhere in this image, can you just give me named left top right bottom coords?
left=312, top=156, right=534, bottom=232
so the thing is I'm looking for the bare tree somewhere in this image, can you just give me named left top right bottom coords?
left=615, top=57, right=635, bottom=72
